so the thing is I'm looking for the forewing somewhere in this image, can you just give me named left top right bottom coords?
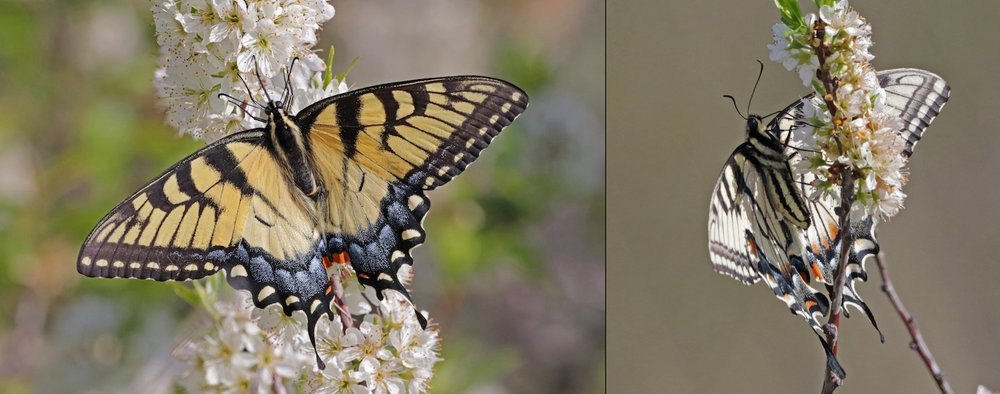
left=709, top=147, right=800, bottom=285
left=709, top=150, right=759, bottom=284
left=78, top=131, right=268, bottom=281
left=877, top=68, right=950, bottom=156
left=769, top=68, right=950, bottom=155
left=77, top=130, right=338, bottom=367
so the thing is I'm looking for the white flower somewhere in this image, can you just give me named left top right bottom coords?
left=354, top=321, right=394, bottom=367
left=315, top=316, right=363, bottom=370
left=238, top=19, right=291, bottom=78
left=254, top=305, right=312, bottom=358
left=179, top=0, right=217, bottom=39
left=207, top=0, right=250, bottom=44
left=767, top=23, right=794, bottom=68
left=771, top=0, right=910, bottom=220
left=820, top=0, right=864, bottom=37
left=310, top=362, right=368, bottom=394
left=357, top=357, right=405, bottom=394
left=151, top=0, right=342, bottom=142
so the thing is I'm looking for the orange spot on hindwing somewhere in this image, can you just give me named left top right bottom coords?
left=332, top=251, right=349, bottom=264
left=824, top=222, right=840, bottom=249
left=323, top=252, right=350, bottom=269
left=810, top=262, right=824, bottom=282
left=747, top=236, right=759, bottom=257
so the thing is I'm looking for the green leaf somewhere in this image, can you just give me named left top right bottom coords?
left=811, top=79, right=826, bottom=96
left=774, top=0, right=804, bottom=30
left=814, top=0, right=836, bottom=8
left=169, top=282, right=200, bottom=307
left=322, top=45, right=335, bottom=89
left=335, top=56, right=360, bottom=84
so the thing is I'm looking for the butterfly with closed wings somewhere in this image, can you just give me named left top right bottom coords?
left=77, top=72, right=529, bottom=369
left=708, top=68, right=949, bottom=375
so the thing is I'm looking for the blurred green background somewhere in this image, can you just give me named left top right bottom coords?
left=609, top=0, right=1000, bottom=392
left=0, top=0, right=604, bottom=393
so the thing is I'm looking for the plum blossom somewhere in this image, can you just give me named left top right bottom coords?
left=771, top=0, right=909, bottom=220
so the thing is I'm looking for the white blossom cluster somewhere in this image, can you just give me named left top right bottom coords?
left=175, top=268, right=440, bottom=394
left=307, top=291, right=441, bottom=394
left=151, top=0, right=345, bottom=141
left=769, top=0, right=908, bottom=220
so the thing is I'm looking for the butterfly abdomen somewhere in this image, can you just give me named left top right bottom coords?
left=267, top=107, right=322, bottom=198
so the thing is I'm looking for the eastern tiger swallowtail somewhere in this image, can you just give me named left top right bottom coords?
left=708, top=68, right=948, bottom=372
left=77, top=75, right=529, bottom=369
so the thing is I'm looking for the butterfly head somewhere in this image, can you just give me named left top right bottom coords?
left=218, top=57, right=300, bottom=124
left=264, top=100, right=289, bottom=120
left=744, top=114, right=764, bottom=138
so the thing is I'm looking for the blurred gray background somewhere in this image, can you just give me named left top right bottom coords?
left=609, top=0, right=1000, bottom=392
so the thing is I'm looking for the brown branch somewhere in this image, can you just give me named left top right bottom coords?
left=821, top=168, right=854, bottom=394
left=874, top=251, right=954, bottom=394
left=273, top=374, right=287, bottom=394
left=811, top=15, right=858, bottom=394
left=331, top=265, right=355, bottom=331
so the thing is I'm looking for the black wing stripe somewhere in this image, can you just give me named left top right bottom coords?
left=877, top=69, right=950, bottom=156
left=78, top=131, right=266, bottom=281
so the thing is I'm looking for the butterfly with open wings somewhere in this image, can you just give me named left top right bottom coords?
left=77, top=74, right=529, bottom=369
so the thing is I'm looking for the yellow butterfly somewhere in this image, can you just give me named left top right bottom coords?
left=77, top=75, right=528, bottom=368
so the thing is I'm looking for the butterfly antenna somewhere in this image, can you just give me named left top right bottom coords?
left=252, top=56, right=275, bottom=104
left=217, top=93, right=267, bottom=122
left=747, top=59, right=764, bottom=115
left=723, top=95, right=746, bottom=120
left=785, top=145, right=821, bottom=154
left=236, top=73, right=264, bottom=108
left=761, top=107, right=784, bottom=119
left=282, top=57, right=298, bottom=111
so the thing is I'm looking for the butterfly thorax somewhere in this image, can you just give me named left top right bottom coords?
left=744, top=114, right=785, bottom=162
left=266, top=103, right=322, bottom=198
left=740, top=113, right=812, bottom=229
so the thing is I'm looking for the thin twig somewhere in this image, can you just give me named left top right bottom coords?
left=874, top=251, right=954, bottom=394
left=813, top=17, right=853, bottom=393
left=821, top=168, right=854, bottom=394
left=331, top=265, right=355, bottom=331
left=273, top=374, right=287, bottom=394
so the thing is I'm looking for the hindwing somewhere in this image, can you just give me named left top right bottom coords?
left=709, top=145, right=829, bottom=326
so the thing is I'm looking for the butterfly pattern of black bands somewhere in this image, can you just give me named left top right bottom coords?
left=78, top=76, right=529, bottom=369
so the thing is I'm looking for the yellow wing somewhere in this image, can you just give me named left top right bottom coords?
left=298, top=76, right=528, bottom=301
left=77, top=130, right=338, bottom=366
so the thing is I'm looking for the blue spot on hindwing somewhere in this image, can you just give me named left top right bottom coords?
left=248, top=256, right=274, bottom=283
